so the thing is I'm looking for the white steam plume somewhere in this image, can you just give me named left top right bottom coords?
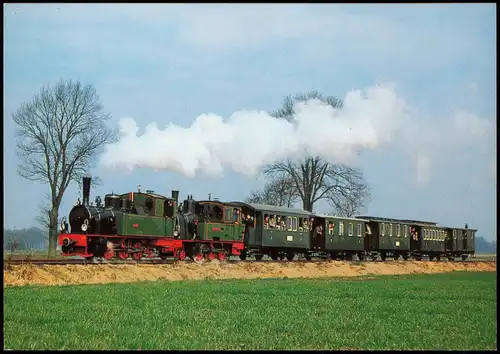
left=99, top=83, right=494, bottom=185
left=100, top=84, right=408, bottom=178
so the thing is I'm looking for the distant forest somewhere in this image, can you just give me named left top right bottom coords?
left=3, top=227, right=497, bottom=254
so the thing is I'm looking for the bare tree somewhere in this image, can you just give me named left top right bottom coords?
left=327, top=166, right=371, bottom=217
left=245, top=174, right=299, bottom=207
left=13, top=78, right=117, bottom=257
left=263, top=90, right=371, bottom=213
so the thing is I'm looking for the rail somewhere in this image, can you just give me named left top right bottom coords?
left=3, top=256, right=494, bottom=268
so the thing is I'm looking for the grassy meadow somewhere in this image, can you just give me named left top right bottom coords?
left=3, top=272, right=497, bottom=350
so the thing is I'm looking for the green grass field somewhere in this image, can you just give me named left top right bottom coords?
left=4, top=272, right=497, bottom=350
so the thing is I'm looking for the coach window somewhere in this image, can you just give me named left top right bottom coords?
left=381, top=223, right=385, bottom=236
left=357, top=224, right=362, bottom=237
left=281, top=216, right=287, bottom=230
left=269, top=215, right=277, bottom=229
left=298, top=218, right=304, bottom=232
left=348, top=223, right=353, bottom=236
left=292, top=217, right=298, bottom=232
left=389, top=224, right=393, bottom=237
left=396, top=224, right=401, bottom=238
left=404, top=225, right=408, bottom=238
left=264, top=214, right=269, bottom=229
left=339, top=222, right=344, bottom=236
left=280, top=216, right=286, bottom=230
left=274, top=216, right=280, bottom=230
left=287, top=217, right=293, bottom=231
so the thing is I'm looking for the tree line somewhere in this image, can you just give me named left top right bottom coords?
left=3, top=227, right=47, bottom=251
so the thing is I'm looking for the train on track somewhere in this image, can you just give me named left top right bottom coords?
left=58, top=177, right=476, bottom=263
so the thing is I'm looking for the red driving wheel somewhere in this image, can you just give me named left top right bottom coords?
left=217, top=251, right=227, bottom=262
left=103, top=250, right=114, bottom=260
left=194, top=252, right=204, bottom=263
left=144, top=248, right=153, bottom=258
left=118, top=251, right=129, bottom=260
left=178, top=250, right=186, bottom=261
left=207, top=252, right=216, bottom=261
left=132, top=243, right=143, bottom=260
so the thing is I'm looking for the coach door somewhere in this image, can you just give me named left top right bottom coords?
left=255, top=211, right=263, bottom=245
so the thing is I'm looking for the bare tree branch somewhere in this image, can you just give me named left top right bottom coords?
left=262, top=91, right=371, bottom=213
left=13, top=78, right=118, bottom=256
left=245, top=174, right=299, bottom=207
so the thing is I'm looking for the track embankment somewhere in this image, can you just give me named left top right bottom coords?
left=4, top=260, right=496, bottom=287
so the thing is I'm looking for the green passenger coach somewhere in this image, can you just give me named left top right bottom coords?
left=310, top=215, right=367, bottom=260
left=358, top=216, right=412, bottom=261
left=231, top=203, right=314, bottom=261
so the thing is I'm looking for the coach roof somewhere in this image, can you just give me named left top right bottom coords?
left=229, top=202, right=314, bottom=216
left=357, top=215, right=438, bottom=225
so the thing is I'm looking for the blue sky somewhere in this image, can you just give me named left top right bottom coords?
left=3, top=4, right=496, bottom=241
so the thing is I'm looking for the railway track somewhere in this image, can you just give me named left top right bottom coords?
left=3, top=256, right=493, bottom=267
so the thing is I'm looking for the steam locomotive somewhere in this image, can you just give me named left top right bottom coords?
left=58, top=177, right=476, bottom=262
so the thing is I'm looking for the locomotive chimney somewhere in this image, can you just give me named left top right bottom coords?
left=82, top=177, right=91, bottom=206
left=171, top=190, right=179, bottom=203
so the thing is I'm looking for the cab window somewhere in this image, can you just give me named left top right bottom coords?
left=225, top=208, right=232, bottom=222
